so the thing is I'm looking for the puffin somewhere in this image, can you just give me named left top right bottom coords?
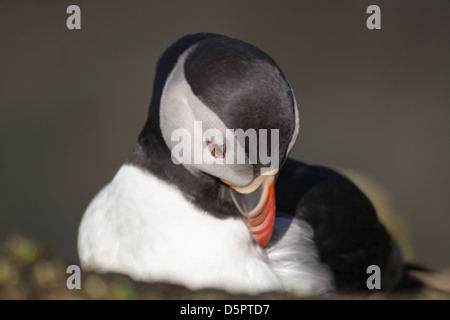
left=78, top=33, right=404, bottom=296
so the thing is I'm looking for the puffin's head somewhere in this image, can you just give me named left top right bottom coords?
left=140, top=33, right=299, bottom=247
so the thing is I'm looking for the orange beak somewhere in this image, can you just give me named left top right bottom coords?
left=225, top=175, right=276, bottom=247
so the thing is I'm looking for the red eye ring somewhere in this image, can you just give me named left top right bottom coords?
left=207, top=140, right=226, bottom=159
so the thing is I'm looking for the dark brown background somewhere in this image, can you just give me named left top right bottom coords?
left=1, top=1, right=449, bottom=270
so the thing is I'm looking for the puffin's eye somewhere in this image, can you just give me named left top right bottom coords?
left=207, top=140, right=226, bottom=159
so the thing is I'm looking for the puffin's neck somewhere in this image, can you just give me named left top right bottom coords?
left=127, top=119, right=240, bottom=219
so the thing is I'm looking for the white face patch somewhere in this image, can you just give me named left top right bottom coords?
left=159, top=46, right=256, bottom=187
left=286, top=82, right=300, bottom=156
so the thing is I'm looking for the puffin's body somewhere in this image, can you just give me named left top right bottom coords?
left=78, top=33, right=403, bottom=295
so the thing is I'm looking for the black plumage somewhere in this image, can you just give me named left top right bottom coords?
left=276, top=158, right=394, bottom=290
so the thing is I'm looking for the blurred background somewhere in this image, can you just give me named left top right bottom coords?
left=0, top=0, right=449, bottom=273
